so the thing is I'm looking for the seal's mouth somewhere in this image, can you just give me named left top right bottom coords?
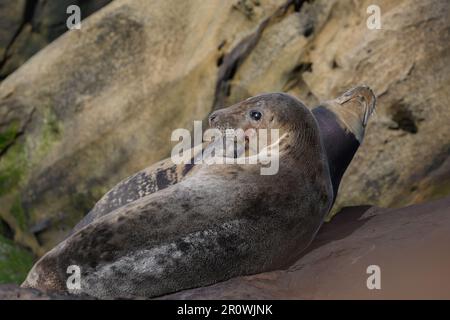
left=213, top=124, right=234, bottom=132
left=223, top=130, right=253, bottom=159
left=207, top=120, right=259, bottom=158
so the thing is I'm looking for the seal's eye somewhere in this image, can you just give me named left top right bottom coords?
left=250, top=111, right=262, bottom=121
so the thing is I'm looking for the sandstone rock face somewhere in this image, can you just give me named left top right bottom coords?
left=0, top=0, right=449, bottom=259
left=0, top=0, right=26, bottom=67
left=0, top=0, right=113, bottom=79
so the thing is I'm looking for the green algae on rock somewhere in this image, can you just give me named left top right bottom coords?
left=0, top=235, right=34, bottom=284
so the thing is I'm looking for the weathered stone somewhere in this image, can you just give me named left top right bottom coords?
left=0, top=234, right=33, bottom=284
left=0, top=0, right=113, bottom=79
left=0, top=283, right=90, bottom=299
left=0, top=1, right=25, bottom=64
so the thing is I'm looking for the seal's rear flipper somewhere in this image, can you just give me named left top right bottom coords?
left=325, top=85, right=377, bottom=142
left=312, top=86, right=377, bottom=201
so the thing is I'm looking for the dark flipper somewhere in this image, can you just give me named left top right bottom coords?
left=312, top=86, right=376, bottom=201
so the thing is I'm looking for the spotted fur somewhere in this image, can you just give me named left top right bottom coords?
left=23, top=88, right=375, bottom=299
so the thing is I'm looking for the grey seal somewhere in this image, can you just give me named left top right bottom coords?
left=22, top=86, right=376, bottom=299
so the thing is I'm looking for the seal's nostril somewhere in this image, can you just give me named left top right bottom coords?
left=209, top=112, right=219, bottom=125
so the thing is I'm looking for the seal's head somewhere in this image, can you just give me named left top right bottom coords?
left=209, top=93, right=310, bottom=133
left=312, top=85, right=376, bottom=200
left=207, top=87, right=375, bottom=192
left=208, top=93, right=319, bottom=158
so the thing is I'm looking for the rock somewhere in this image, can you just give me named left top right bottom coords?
left=0, top=284, right=51, bottom=300
left=0, top=0, right=113, bottom=79
left=161, top=196, right=450, bottom=299
left=0, top=0, right=449, bottom=256
left=0, top=283, right=91, bottom=300
left=0, top=1, right=26, bottom=66
left=0, top=234, right=33, bottom=284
